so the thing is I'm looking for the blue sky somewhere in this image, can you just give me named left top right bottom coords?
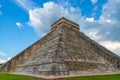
left=0, top=0, right=120, bottom=63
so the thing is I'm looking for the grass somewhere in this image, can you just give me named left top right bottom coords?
left=0, top=64, right=2, bottom=67
left=64, top=74, right=120, bottom=80
left=0, top=73, right=37, bottom=80
left=0, top=73, right=119, bottom=80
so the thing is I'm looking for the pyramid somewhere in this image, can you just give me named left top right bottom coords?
left=0, top=17, right=120, bottom=77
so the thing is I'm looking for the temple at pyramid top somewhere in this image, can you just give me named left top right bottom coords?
left=51, top=17, right=80, bottom=31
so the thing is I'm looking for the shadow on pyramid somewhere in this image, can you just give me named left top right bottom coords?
left=0, top=17, right=120, bottom=79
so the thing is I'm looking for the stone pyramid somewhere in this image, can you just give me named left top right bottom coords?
left=0, top=17, right=120, bottom=77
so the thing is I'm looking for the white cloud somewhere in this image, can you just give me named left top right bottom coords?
left=101, top=0, right=120, bottom=23
left=0, top=57, right=11, bottom=64
left=99, top=16, right=112, bottom=24
left=91, top=0, right=97, bottom=4
left=0, top=50, right=10, bottom=64
left=88, top=30, right=101, bottom=41
left=28, top=1, right=81, bottom=35
left=16, top=22, right=23, bottom=28
left=16, top=0, right=36, bottom=11
left=100, top=41, right=120, bottom=56
left=70, top=7, right=75, bottom=12
left=86, top=17, right=94, bottom=22
left=95, top=0, right=120, bottom=41
left=7, top=57, right=11, bottom=61
left=0, top=59, right=6, bottom=64
left=0, top=51, right=7, bottom=56
left=84, top=0, right=120, bottom=40
left=106, top=19, right=111, bottom=23
left=106, top=31, right=110, bottom=34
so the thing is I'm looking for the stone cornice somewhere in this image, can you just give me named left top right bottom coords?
left=51, top=17, right=80, bottom=31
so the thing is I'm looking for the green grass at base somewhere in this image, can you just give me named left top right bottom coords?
left=64, top=74, right=120, bottom=80
left=0, top=73, right=120, bottom=80
left=0, top=64, right=2, bottom=67
left=0, top=73, right=37, bottom=80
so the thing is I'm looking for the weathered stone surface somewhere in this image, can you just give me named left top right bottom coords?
left=0, top=17, right=120, bottom=76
